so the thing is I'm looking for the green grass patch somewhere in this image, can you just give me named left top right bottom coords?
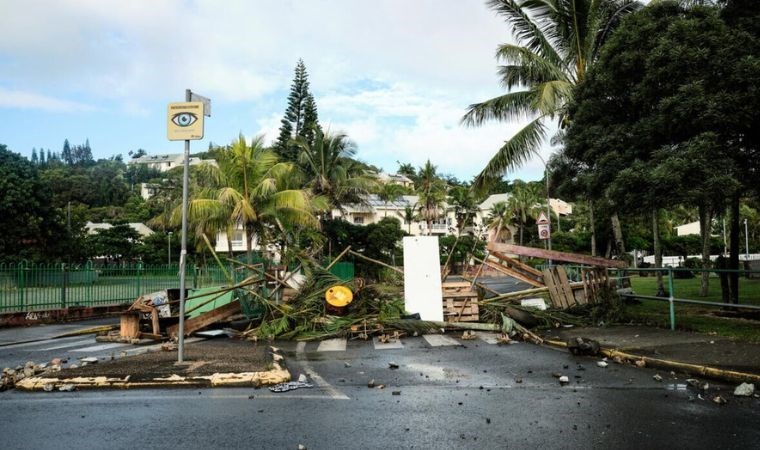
left=626, top=275, right=760, bottom=342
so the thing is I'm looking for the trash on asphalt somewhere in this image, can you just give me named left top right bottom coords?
left=653, top=374, right=663, bottom=382
left=388, top=362, right=399, bottom=369
left=566, top=337, right=600, bottom=356
left=558, top=376, right=569, bottom=385
left=712, top=395, right=727, bottom=405
left=269, top=381, right=314, bottom=392
left=596, top=361, right=608, bottom=368
left=58, top=384, right=76, bottom=392
left=733, top=382, right=755, bottom=397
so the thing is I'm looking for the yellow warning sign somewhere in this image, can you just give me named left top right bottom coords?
left=167, top=102, right=204, bottom=141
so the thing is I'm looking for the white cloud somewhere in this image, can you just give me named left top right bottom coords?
left=0, top=88, right=96, bottom=112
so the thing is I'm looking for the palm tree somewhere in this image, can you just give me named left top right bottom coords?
left=462, top=0, right=641, bottom=191
left=486, top=201, right=514, bottom=244
left=448, top=185, right=480, bottom=234
left=185, top=134, right=318, bottom=263
left=416, top=160, right=448, bottom=235
left=507, top=180, right=543, bottom=246
left=378, top=183, right=407, bottom=217
left=402, top=204, right=417, bottom=234
left=295, top=130, right=377, bottom=215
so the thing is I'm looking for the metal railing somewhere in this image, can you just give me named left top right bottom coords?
left=0, top=261, right=230, bottom=313
left=609, top=267, right=760, bottom=331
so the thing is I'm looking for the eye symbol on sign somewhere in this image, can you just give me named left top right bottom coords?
left=171, top=112, right=198, bottom=127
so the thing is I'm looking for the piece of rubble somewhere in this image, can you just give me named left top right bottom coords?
left=635, top=359, right=646, bottom=368
left=597, top=361, right=608, bottom=368
left=653, top=374, right=663, bottom=382
left=269, top=381, right=313, bottom=393
left=567, top=337, right=600, bottom=356
left=392, top=391, right=401, bottom=395
left=43, top=383, right=54, bottom=392
left=713, top=395, right=727, bottom=405
left=79, top=357, right=98, bottom=364
left=367, top=379, right=376, bottom=388
left=298, top=444, right=307, bottom=450
left=686, top=378, right=700, bottom=387
left=344, top=362, right=351, bottom=368
left=59, top=384, right=76, bottom=392
left=733, top=382, right=755, bottom=397
left=388, top=362, right=399, bottom=369
left=558, top=376, right=569, bottom=385
left=613, top=356, right=624, bottom=364
left=297, top=374, right=308, bottom=383
left=461, top=330, right=477, bottom=340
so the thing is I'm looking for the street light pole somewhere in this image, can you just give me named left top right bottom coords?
left=168, top=231, right=173, bottom=266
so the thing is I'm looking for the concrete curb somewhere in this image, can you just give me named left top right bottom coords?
left=14, top=347, right=291, bottom=391
left=543, top=339, right=760, bottom=385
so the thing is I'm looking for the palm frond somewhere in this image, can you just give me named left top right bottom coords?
left=472, top=117, right=548, bottom=193
left=461, top=90, right=538, bottom=126
left=487, top=0, right=563, bottom=65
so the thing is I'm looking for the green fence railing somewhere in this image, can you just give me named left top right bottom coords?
left=0, top=261, right=231, bottom=314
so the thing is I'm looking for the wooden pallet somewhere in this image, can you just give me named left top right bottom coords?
left=582, top=268, right=611, bottom=303
left=442, top=282, right=479, bottom=322
left=542, top=267, right=578, bottom=309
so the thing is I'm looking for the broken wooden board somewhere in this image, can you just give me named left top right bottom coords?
left=487, top=251, right=544, bottom=286
left=442, top=282, right=479, bottom=322
left=487, top=243, right=627, bottom=268
left=167, top=299, right=241, bottom=338
left=582, top=268, right=611, bottom=303
left=119, top=313, right=141, bottom=339
left=473, top=256, right=544, bottom=288
left=541, top=267, right=576, bottom=309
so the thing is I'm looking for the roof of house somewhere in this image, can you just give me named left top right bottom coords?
left=479, top=193, right=511, bottom=210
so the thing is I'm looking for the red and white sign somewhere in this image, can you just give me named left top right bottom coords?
left=537, top=211, right=550, bottom=240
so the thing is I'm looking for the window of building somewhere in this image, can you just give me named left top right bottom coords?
left=353, top=216, right=365, bottom=224
left=230, top=231, right=244, bottom=247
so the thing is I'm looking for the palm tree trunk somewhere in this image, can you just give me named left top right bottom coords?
left=245, top=224, right=254, bottom=264
left=589, top=201, right=597, bottom=257
left=699, top=205, right=712, bottom=297
left=729, top=194, right=740, bottom=304
left=611, top=212, right=626, bottom=256
left=653, top=208, right=664, bottom=294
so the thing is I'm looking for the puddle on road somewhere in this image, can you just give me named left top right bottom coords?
left=405, top=363, right=469, bottom=381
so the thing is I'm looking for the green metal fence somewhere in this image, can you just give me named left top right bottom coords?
left=0, top=261, right=230, bottom=314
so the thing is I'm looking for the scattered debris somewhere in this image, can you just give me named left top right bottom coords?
left=79, top=357, right=98, bottom=364
left=461, top=330, right=477, bottom=340
left=635, top=359, right=646, bottom=368
left=297, top=374, right=308, bottom=383
left=596, top=361, right=608, bottom=368
left=392, top=391, right=401, bottom=395
left=298, top=445, right=307, bottom=450
left=566, top=337, right=600, bottom=356
left=269, top=381, right=314, bottom=392
left=388, top=362, right=399, bottom=369
left=367, top=379, right=376, bottom=388
left=713, top=395, right=727, bottom=405
left=58, top=384, right=76, bottom=392
left=686, top=379, right=700, bottom=387
left=734, top=383, right=755, bottom=397
left=43, top=383, right=54, bottom=392
left=653, top=374, right=663, bottom=382
left=558, top=376, right=570, bottom=385
left=344, top=362, right=352, bottom=368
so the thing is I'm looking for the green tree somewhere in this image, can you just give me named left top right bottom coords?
left=448, top=185, right=479, bottom=233
left=86, top=224, right=141, bottom=261
left=274, top=59, right=322, bottom=161
left=507, top=180, right=542, bottom=246
left=295, top=130, right=376, bottom=214
left=186, top=134, right=319, bottom=262
left=415, top=160, right=447, bottom=235
left=62, top=139, right=73, bottom=165
left=462, top=0, right=641, bottom=191
left=378, top=183, right=407, bottom=218
left=486, top=201, right=514, bottom=244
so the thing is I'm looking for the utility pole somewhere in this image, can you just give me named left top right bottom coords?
left=745, top=218, right=750, bottom=260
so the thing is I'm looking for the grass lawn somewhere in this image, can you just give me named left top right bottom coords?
left=626, top=275, right=760, bottom=342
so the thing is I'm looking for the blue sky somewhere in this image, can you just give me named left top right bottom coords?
left=0, top=0, right=555, bottom=182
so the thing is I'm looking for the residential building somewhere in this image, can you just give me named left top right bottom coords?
left=376, top=172, right=414, bottom=188
left=128, top=153, right=216, bottom=172
left=85, top=222, right=154, bottom=238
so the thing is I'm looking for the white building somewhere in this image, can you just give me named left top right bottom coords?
left=85, top=222, right=154, bottom=238
left=128, top=153, right=216, bottom=172
left=675, top=221, right=701, bottom=236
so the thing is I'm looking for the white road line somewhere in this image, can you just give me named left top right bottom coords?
left=476, top=333, right=500, bottom=345
left=316, top=338, right=347, bottom=352
left=36, top=339, right=94, bottom=351
left=296, top=341, right=349, bottom=400
left=70, top=343, right=132, bottom=353
left=372, top=337, right=404, bottom=350
left=0, top=335, right=88, bottom=350
left=422, top=334, right=461, bottom=347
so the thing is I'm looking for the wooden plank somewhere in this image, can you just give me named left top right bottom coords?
left=167, top=299, right=241, bottom=337
left=541, top=269, right=565, bottom=308
left=151, top=308, right=160, bottom=335
left=442, top=282, right=472, bottom=289
left=119, top=313, right=140, bottom=339
left=490, top=251, right=543, bottom=278
left=487, top=243, right=627, bottom=268
left=555, top=267, right=577, bottom=307
left=480, top=259, right=545, bottom=288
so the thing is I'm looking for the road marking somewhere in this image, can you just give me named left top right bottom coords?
left=36, top=339, right=94, bottom=351
left=372, top=337, right=404, bottom=350
left=422, top=334, right=461, bottom=347
left=316, top=338, right=347, bottom=352
left=0, top=335, right=88, bottom=350
left=70, top=343, right=133, bottom=353
left=476, top=333, right=500, bottom=345
left=296, top=341, right=349, bottom=400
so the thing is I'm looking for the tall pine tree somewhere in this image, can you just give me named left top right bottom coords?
left=31, top=148, right=38, bottom=165
left=274, top=59, right=321, bottom=161
left=62, top=139, right=72, bottom=165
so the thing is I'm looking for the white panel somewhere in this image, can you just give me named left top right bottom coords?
left=317, top=338, right=347, bottom=352
left=403, top=236, right=443, bottom=321
left=422, top=334, right=460, bottom=347
left=372, top=337, right=404, bottom=350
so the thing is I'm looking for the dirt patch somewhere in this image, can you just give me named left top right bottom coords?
left=54, top=339, right=272, bottom=381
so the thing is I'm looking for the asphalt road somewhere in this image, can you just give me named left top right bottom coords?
left=2, top=332, right=759, bottom=449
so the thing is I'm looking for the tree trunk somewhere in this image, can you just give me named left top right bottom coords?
left=610, top=212, right=626, bottom=256
left=589, top=201, right=597, bottom=257
left=699, top=205, right=712, bottom=297
left=653, top=208, right=664, bottom=295
left=245, top=224, right=254, bottom=264
left=729, top=195, right=740, bottom=304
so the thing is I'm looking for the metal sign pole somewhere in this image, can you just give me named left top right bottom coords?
left=178, top=88, right=191, bottom=363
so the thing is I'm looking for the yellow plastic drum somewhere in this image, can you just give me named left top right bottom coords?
left=325, top=285, right=353, bottom=308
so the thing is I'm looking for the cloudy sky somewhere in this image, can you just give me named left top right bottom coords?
left=0, top=0, right=554, bottom=181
